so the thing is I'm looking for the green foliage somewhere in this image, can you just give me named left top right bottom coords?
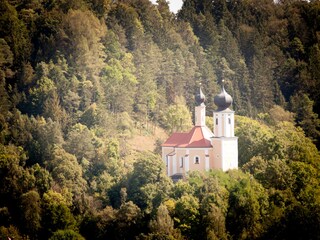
left=64, top=123, right=96, bottom=162
left=101, top=54, right=137, bottom=113
left=0, top=225, right=23, bottom=240
left=159, top=96, right=193, bottom=133
left=0, top=144, right=30, bottom=202
left=0, top=38, right=14, bottom=82
left=127, top=151, right=172, bottom=213
left=203, top=203, right=228, bottom=240
left=19, top=190, right=42, bottom=237
left=200, top=172, right=230, bottom=214
left=57, top=9, right=106, bottom=78
left=115, top=201, right=142, bottom=239
left=42, top=190, right=77, bottom=237
left=275, top=121, right=320, bottom=165
left=149, top=204, right=180, bottom=238
left=0, top=0, right=31, bottom=64
left=0, top=0, right=319, bottom=239
left=264, top=105, right=295, bottom=125
left=244, top=157, right=295, bottom=190
left=49, top=229, right=85, bottom=240
left=29, top=74, right=56, bottom=113
left=290, top=93, right=320, bottom=142
left=174, top=194, right=200, bottom=237
left=28, top=163, right=52, bottom=195
left=49, top=146, right=87, bottom=200
left=289, top=161, right=319, bottom=205
left=235, top=116, right=282, bottom=165
left=226, top=171, right=269, bottom=240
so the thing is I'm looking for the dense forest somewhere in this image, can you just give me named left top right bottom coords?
left=0, top=0, right=320, bottom=239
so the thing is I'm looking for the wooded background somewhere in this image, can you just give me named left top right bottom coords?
left=0, top=0, right=319, bottom=239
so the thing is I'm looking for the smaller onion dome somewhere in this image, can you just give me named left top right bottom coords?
left=214, top=81, right=233, bottom=111
left=195, top=87, right=205, bottom=106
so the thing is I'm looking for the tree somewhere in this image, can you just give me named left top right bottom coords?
left=203, top=204, right=228, bottom=240
left=100, top=54, right=137, bottom=113
left=0, top=225, right=23, bottom=240
left=127, top=152, right=172, bottom=213
left=242, top=156, right=268, bottom=182
left=265, top=203, right=320, bottom=240
left=159, top=96, right=193, bottom=133
left=267, top=105, right=295, bottom=124
left=0, top=38, right=14, bottom=82
left=0, top=144, right=32, bottom=205
left=0, top=79, right=12, bottom=144
left=289, top=161, right=319, bottom=205
left=28, top=163, right=52, bottom=195
left=49, top=229, right=85, bottom=240
left=149, top=204, right=181, bottom=239
left=49, top=146, right=87, bottom=203
left=309, top=44, right=320, bottom=114
left=115, top=201, right=141, bottom=239
left=174, top=194, right=200, bottom=238
left=41, top=190, right=77, bottom=238
left=105, top=138, right=122, bottom=178
left=226, top=171, right=269, bottom=240
left=171, top=180, right=194, bottom=199
left=289, top=37, right=305, bottom=60
left=244, top=157, right=294, bottom=190
left=57, top=9, right=106, bottom=79
left=249, top=54, right=276, bottom=112
left=19, top=190, right=42, bottom=238
left=30, top=117, right=64, bottom=165
left=186, top=170, right=230, bottom=240
left=64, top=123, right=96, bottom=163
left=43, top=91, right=68, bottom=126
left=290, top=92, right=320, bottom=142
left=132, top=39, right=160, bottom=122
left=275, top=121, right=320, bottom=166
left=28, top=62, right=56, bottom=115
left=95, top=206, right=117, bottom=239
left=0, top=0, right=31, bottom=65
left=235, top=116, right=282, bottom=166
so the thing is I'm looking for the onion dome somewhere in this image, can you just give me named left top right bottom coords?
left=214, top=81, right=233, bottom=111
left=195, top=87, right=205, bottom=106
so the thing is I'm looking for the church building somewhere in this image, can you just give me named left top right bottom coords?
left=161, top=83, right=238, bottom=178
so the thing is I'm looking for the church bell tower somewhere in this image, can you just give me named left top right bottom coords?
left=195, top=87, right=206, bottom=127
left=211, top=81, right=238, bottom=171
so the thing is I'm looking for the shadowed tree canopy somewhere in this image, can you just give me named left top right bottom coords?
left=0, top=0, right=319, bottom=239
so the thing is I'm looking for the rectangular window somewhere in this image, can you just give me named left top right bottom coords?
left=180, top=157, right=183, bottom=168
left=228, top=118, right=231, bottom=124
left=216, top=118, right=218, bottom=125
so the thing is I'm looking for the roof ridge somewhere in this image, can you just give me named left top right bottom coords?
left=187, top=126, right=198, bottom=144
left=200, top=126, right=205, bottom=139
left=162, top=126, right=213, bottom=148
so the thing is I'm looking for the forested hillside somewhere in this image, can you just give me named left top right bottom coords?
left=0, top=0, right=319, bottom=239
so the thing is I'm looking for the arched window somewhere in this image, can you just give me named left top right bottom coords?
left=228, top=118, right=231, bottom=124
left=194, top=156, right=200, bottom=164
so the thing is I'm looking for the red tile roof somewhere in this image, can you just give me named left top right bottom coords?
left=162, top=126, right=213, bottom=148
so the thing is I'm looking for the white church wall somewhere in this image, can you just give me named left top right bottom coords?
left=221, top=138, right=238, bottom=171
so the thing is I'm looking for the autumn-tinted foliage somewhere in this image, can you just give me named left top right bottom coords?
left=0, top=0, right=319, bottom=239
